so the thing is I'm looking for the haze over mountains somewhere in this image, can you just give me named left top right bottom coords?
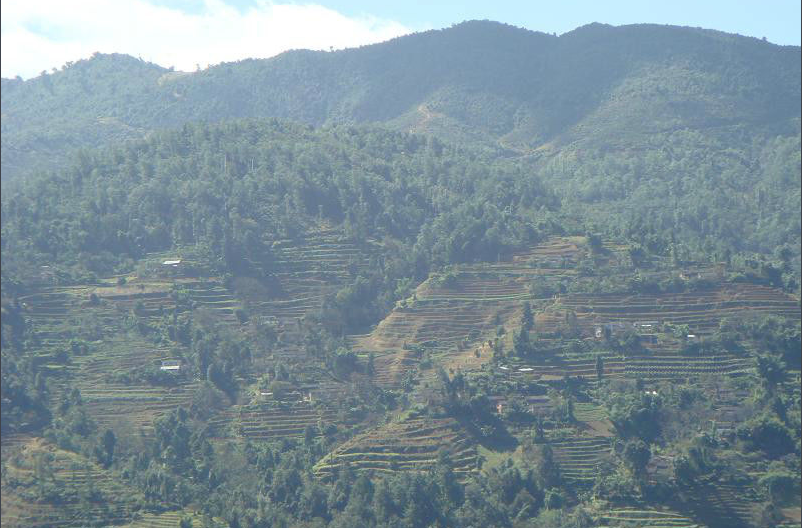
left=2, top=20, right=800, bottom=181
left=2, top=18, right=801, bottom=528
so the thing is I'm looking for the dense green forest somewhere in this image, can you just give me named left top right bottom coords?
left=3, top=21, right=799, bottom=283
left=2, top=118, right=798, bottom=295
left=1, top=121, right=555, bottom=290
left=1, top=19, right=800, bottom=528
left=3, top=21, right=799, bottom=181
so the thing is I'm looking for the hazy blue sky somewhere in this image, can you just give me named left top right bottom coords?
left=3, top=0, right=799, bottom=79
left=221, top=0, right=802, bottom=44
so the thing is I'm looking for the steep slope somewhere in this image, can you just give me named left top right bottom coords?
left=2, top=21, right=799, bottom=182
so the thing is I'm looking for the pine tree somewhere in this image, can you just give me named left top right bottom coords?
left=367, top=352, right=375, bottom=377
left=521, top=302, right=533, bottom=332
left=513, top=329, right=530, bottom=357
left=102, top=429, right=116, bottom=468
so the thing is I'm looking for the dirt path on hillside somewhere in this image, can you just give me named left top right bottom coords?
left=411, top=103, right=445, bottom=134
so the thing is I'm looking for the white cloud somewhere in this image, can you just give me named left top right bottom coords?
left=1, top=0, right=412, bottom=79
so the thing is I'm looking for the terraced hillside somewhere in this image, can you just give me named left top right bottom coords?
left=4, top=229, right=797, bottom=527
left=482, top=272, right=800, bottom=383
left=0, top=438, right=144, bottom=528
left=504, top=353, right=754, bottom=383
left=548, top=284, right=800, bottom=342
left=81, top=380, right=201, bottom=433
left=678, top=480, right=763, bottom=528
left=263, top=230, right=377, bottom=307
left=2, top=22, right=800, bottom=526
left=18, top=279, right=205, bottom=433
left=249, top=229, right=380, bottom=358
left=121, top=511, right=207, bottom=528
left=18, top=287, right=102, bottom=376
left=622, top=354, right=753, bottom=381
left=313, top=412, right=478, bottom=481
left=349, top=237, right=591, bottom=387
left=596, top=507, right=705, bottom=527
left=1, top=230, right=388, bottom=524
left=183, top=281, right=240, bottom=324
left=355, top=282, right=502, bottom=348
left=12, top=229, right=379, bottom=436
left=549, top=434, right=613, bottom=484
left=208, top=399, right=336, bottom=440
left=329, top=234, right=799, bottom=519
left=502, top=281, right=798, bottom=384
left=501, top=356, right=625, bottom=382
left=349, top=283, right=517, bottom=388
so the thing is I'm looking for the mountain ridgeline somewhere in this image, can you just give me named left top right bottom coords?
left=2, top=21, right=800, bottom=286
left=2, top=21, right=800, bottom=179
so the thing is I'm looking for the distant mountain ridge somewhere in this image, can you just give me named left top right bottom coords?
left=2, top=20, right=799, bottom=181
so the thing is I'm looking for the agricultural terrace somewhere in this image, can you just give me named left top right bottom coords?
left=503, top=282, right=799, bottom=383
left=494, top=393, right=616, bottom=486
left=207, top=400, right=336, bottom=441
left=121, top=510, right=213, bottom=528
left=19, top=279, right=204, bottom=433
left=0, top=438, right=144, bottom=527
left=502, top=354, right=754, bottom=383
left=1, top=229, right=388, bottom=525
left=677, top=479, right=764, bottom=528
left=313, top=412, right=478, bottom=481
left=548, top=433, right=613, bottom=485
left=13, top=228, right=378, bottom=441
left=546, top=283, right=799, bottom=343
left=595, top=507, right=705, bottom=527
left=252, top=229, right=380, bottom=357
left=348, top=237, right=592, bottom=387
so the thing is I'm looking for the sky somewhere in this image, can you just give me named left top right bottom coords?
left=2, top=0, right=800, bottom=79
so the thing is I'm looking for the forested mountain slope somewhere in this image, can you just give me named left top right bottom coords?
left=3, top=21, right=799, bottom=181
left=0, top=121, right=555, bottom=290
left=1, top=19, right=801, bottom=528
left=2, top=117, right=797, bottom=295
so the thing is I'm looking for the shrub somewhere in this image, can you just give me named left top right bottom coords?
left=433, top=268, right=459, bottom=288
left=268, top=381, right=294, bottom=400
left=760, top=471, right=800, bottom=505
left=736, top=415, right=795, bottom=458
left=332, top=348, right=358, bottom=378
